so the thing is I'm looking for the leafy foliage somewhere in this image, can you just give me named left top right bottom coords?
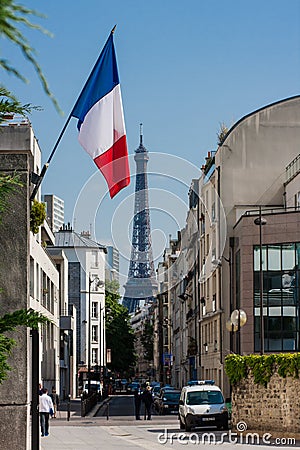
left=30, top=199, right=46, bottom=234
left=225, top=353, right=300, bottom=387
left=0, top=0, right=61, bottom=113
left=0, top=308, right=49, bottom=333
left=0, top=309, right=49, bottom=383
left=105, top=280, right=136, bottom=375
left=224, top=354, right=248, bottom=385
left=0, top=86, right=41, bottom=123
left=217, top=122, right=229, bottom=146
left=140, top=319, right=154, bottom=361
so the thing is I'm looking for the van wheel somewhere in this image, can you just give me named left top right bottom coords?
left=184, top=420, right=191, bottom=432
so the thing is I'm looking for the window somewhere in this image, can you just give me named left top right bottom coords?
left=91, top=251, right=99, bottom=268
left=92, top=302, right=98, bottom=318
left=253, top=243, right=300, bottom=352
left=92, top=348, right=98, bottom=364
left=92, top=325, right=98, bottom=342
left=30, top=257, right=34, bottom=298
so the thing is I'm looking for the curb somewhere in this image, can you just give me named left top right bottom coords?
left=86, top=396, right=110, bottom=418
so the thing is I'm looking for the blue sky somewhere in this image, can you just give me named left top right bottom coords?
left=2, top=0, right=300, bottom=282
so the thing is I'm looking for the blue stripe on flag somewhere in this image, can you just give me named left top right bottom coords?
left=71, top=34, right=119, bottom=130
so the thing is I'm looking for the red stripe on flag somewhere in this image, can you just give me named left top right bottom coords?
left=94, top=135, right=130, bottom=198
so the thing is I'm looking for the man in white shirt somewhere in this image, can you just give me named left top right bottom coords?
left=39, top=388, right=54, bottom=437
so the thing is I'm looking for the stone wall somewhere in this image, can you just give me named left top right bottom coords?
left=232, top=372, right=300, bottom=432
left=0, top=132, right=32, bottom=449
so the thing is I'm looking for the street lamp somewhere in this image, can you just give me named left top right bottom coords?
left=254, top=207, right=267, bottom=355
left=226, top=309, right=247, bottom=354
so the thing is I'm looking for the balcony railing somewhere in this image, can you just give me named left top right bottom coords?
left=286, top=154, right=300, bottom=184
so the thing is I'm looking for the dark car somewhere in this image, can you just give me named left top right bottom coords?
left=126, top=381, right=140, bottom=394
left=155, top=389, right=181, bottom=415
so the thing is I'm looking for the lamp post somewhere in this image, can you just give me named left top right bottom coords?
left=226, top=309, right=247, bottom=354
left=254, top=207, right=267, bottom=355
left=99, top=303, right=105, bottom=384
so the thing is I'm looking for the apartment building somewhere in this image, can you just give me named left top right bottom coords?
left=163, top=95, right=300, bottom=397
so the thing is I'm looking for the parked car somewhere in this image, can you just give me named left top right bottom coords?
left=126, top=381, right=140, bottom=394
left=114, top=378, right=128, bottom=392
left=152, top=384, right=161, bottom=397
left=83, top=380, right=102, bottom=397
left=178, top=381, right=228, bottom=431
left=121, top=378, right=128, bottom=389
left=155, top=389, right=181, bottom=415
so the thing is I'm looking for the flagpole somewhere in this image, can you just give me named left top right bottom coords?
left=30, top=24, right=117, bottom=201
left=30, top=114, right=73, bottom=200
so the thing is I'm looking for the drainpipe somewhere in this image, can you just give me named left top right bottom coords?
left=216, top=165, right=223, bottom=365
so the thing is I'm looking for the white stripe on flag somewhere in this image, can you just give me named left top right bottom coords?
left=78, top=84, right=126, bottom=160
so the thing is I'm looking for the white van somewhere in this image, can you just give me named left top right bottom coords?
left=83, top=380, right=102, bottom=395
left=178, top=381, right=228, bottom=431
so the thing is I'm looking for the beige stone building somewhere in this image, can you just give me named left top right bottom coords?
left=161, top=95, right=300, bottom=397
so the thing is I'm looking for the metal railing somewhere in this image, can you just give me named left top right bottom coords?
left=286, top=154, right=300, bottom=184
left=81, top=392, right=98, bottom=417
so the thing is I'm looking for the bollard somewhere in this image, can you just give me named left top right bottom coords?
left=80, top=394, right=86, bottom=417
left=67, top=394, right=71, bottom=421
left=106, top=401, right=109, bottom=420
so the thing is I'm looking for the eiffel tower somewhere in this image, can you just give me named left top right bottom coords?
left=122, top=125, right=157, bottom=313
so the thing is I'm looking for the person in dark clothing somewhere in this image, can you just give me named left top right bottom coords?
left=142, top=385, right=153, bottom=420
left=49, top=388, right=59, bottom=418
left=133, top=385, right=142, bottom=420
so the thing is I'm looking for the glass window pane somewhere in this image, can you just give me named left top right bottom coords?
left=267, top=317, right=281, bottom=331
left=268, top=334, right=282, bottom=351
left=282, top=306, right=296, bottom=317
left=268, top=306, right=282, bottom=316
left=254, top=247, right=260, bottom=271
left=254, top=316, right=260, bottom=332
left=283, top=316, right=296, bottom=330
left=268, top=245, right=281, bottom=270
left=282, top=335, right=296, bottom=350
left=282, top=244, right=295, bottom=270
left=254, top=246, right=267, bottom=271
left=254, top=333, right=261, bottom=352
left=296, top=244, right=300, bottom=267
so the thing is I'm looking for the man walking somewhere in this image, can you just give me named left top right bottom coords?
left=39, top=388, right=54, bottom=437
left=50, top=387, right=59, bottom=418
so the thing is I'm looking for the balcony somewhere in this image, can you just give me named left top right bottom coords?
left=186, top=308, right=194, bottom=321
left=60, top=315, right=75, bottom=331
left=286, top=154, right=300, bottom=184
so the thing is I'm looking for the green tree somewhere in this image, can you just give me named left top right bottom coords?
left=105, top=280, right=136, bottom=375
left=140, top=319, right=154, bottom=361
left=0, top=0, right=61, bottom=114
left=0, top=86, right=40, bottom=123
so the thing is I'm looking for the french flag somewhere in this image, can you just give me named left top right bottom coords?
left=71, top=29, right=130, bottom=198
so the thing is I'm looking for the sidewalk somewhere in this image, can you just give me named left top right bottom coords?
left=51, top=397, right=108, bottom=423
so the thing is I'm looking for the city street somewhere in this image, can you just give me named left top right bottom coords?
left=40, top=395, right=300, bottom=449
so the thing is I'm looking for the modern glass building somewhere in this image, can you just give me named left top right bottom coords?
left=253, top=242, right=300, bottom=352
